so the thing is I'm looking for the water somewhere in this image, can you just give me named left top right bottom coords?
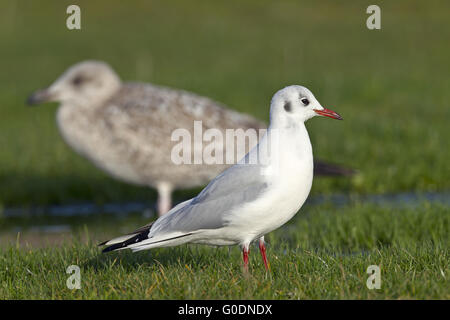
left=2, top=192, right=447, bottom=247
left=2, top=202, right=153, bottom=218
left=1, top=192, right=448, bottom=218
left=305, top=192, right=450, bottom=208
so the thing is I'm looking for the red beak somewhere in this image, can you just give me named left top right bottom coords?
left=314, top=108, right=343, bottom=120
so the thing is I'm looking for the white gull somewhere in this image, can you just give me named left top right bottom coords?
left=100, top=85, right=343, bottom=270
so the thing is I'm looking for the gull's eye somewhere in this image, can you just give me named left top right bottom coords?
left=300, top=98, right=310, bottom=106
left=72, top=75, right=84, bottom=86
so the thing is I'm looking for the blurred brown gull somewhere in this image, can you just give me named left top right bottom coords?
left=28, top=61, right=353, bottom=216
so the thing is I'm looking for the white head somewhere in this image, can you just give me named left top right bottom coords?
left=269, top=85, right=342, bottom=128
left=27, top=60, right=121, bottom=107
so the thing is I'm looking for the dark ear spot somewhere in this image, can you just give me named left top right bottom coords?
left=284, top=102, right=292, bottom=112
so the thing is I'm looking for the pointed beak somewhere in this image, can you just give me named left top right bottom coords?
left=314, top=108, right=343, bottom=120
left=26, top=88, right=52, bottom=106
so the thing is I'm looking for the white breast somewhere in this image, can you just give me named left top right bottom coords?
left=226, top=124, right=314, bottom=244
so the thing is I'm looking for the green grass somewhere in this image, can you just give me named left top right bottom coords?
left=0, top=0, right=449, bottom=206
left=1, top=202, right=448, bottom=299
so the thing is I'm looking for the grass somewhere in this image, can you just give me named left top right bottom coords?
left=1, top=202, right=448, bottom=299
left=0, top=0, right=448, bottom=299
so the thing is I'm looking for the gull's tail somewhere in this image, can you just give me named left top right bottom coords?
left=99, top=222, right=155, bottom=253
left=99, top=222, right=194, bottom=253
left=314, top=161, right=356, bottom=177
left=100, top=199, right=197, bottom=253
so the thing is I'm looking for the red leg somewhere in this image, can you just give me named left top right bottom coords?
left=259, top=238, right=270, bottom=271
left=242, top=246, right=249, bottom=271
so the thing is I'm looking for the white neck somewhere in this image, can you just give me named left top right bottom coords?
left=255, top=122, right=313, bottom=169
left=248, top=120, right=314, bottom=233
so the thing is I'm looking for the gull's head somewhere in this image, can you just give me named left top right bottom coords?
left=27, top=60, right=121, bottom=107
left=269, top=85, right=342, bottom=127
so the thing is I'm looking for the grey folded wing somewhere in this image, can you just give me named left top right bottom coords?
left=149, top=163, right=269, bottom=236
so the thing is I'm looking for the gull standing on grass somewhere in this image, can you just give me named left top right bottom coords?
left=27, top=61, right=352, bottom=216
left=100, top=85, right=343, bottom=270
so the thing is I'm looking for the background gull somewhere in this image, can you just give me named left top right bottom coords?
left=27, top=60, right=353, bottom=216
left=100, top=85, right=344, bottom=271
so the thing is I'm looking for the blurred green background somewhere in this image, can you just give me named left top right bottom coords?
left=0, top=0, right=448, bottom=206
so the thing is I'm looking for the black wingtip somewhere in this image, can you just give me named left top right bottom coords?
left=99, top=222, right=155, bottom=252
left=314, top=161, right=356, bottom=177
left=101, top=231, right=150, bottom=253
left=102, top=243, right=125, bottom=253
left=97, top=240, right=109, bottom=247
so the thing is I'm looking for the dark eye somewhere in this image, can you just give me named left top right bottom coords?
left=72, top=75, right=84, bottom=86
left=301, top=98, right=309, bottom=106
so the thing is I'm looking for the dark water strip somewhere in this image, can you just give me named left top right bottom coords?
left=305, top=192, right=450, bottom=208
left=1, top=192, right=448, bottom=218
left=2, top=202, right=152, bottom=218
